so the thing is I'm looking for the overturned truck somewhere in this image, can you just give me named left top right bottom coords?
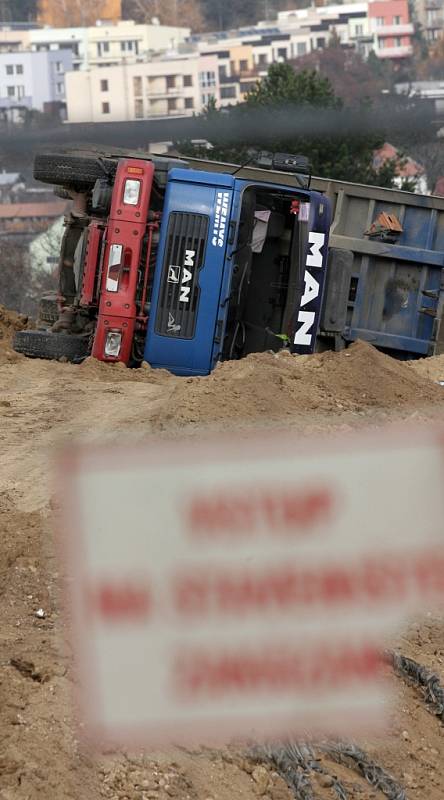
left=13, top=149, right=444, bottom=374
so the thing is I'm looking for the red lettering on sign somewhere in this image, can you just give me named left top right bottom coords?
left=86, top=580, right=152, bottom=622
left=172, top=551, right=444, bottom=618
left=174, top=643, right=382, bottom=698
left=186, top=486, right=335, bottom=536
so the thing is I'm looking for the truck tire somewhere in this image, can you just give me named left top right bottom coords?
left=34, top=153, right=116, bottom=189
left=13, top=330, right=90, bottom=362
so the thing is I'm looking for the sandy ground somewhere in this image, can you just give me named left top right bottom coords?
left=1, top=305, right=444, bottom=800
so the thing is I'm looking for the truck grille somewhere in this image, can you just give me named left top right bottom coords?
left=155, top=212, right=208, bottom=339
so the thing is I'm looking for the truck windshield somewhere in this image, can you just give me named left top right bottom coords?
left=222, top=186, right=308, bottom=359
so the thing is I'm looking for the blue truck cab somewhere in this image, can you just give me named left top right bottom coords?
left=144, top=168, right=331, bottom=376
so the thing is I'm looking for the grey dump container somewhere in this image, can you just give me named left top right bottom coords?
left=312, top=177, right=444, bottom=357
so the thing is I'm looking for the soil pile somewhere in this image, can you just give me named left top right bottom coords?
left=152, top=340, right=443, bottom=429
left=0, top=304, right=27, bottom=364
left=409, top=353, right=444, bottom=384
left=1, top=334, right=444, bottom=800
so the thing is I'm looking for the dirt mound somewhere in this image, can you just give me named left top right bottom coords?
left=409, top=353, right=444, bottom=384
left=159, top=341, right=443, bottom=428
left=0, top=304, right=27, bottom=364
left=77, top=355, right=173, bottom=385
left=2, top=327, right=444, bottom=800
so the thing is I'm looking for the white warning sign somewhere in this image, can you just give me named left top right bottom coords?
left=58, top=427, right=444, bottom=747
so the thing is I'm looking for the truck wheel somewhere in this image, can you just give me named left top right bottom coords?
left=38, top=294, right=59, bottom=326
left=34, top=153, right=116, bottom=189
left=13, top=330, right=90, bottom=362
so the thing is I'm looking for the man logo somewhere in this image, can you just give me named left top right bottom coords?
left=168, top=266, right=180, bottom=284
left=179, top=250, right=196, bottom=303
left=294, top=231, right=326, bottom=348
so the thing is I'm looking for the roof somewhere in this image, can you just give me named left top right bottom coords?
left=0, top=171, right=23, bottom=186
left=0, top=200, right=68, bottom=219
left=373, top=142, right=424, bottom=178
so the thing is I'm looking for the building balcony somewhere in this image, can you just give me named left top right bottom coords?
left=373, top=23, right=414, bottom=36
left=377, top=44, right=413, bottom=57
left=219, top=74, right=239, bottom=84
left=349, top=32, right=373, bottom=41
left=0, top=95, right=32, bottom=109
left=147, top=87, right=185, bottom=97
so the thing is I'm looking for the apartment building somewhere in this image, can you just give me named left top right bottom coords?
left=415, top=0, right=444, bottom=41
left=65, top=53, right=220, bottom=122
left=198, top=29, right=314, bottom=107
left=368, top=0, right=414, bottom=58
left=195, top=0, right=412, bottom=72
left=276, top=2, right=371, bottom=49
left=0, top=48, right=72, bottom=112
left=29, top=20, right=191, bottom=71
left=0, top=24, right=34, bottom=53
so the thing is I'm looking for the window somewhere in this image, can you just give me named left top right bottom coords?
left=378, top=36, right=384, bottom=47
left=184, top=74, right=193, bottom=86
left=199, top=70, right=216, bottom=88
left=5, top=64, right=13, bottom=75
left=394, top=36, right=402, bottom=46
left=134, top=98, right=143, bottom=118
left=121, top=40, right=134, bottom=52
left=239, top=59, right=249, bottom=71
left=277, top=47, right=287, bottom=59
left=184, top=97, right=194, bottom=109
left=258, top=52, right=268, bottom=65
left=220, top=86, right=237, bottom=99
left=15, top=64, right=23, bottom=74
left=7, top=86, right=14, bottom=96
left=355, top=24, right=363, bottom=36
left=55, top=61, right=63, bottom=72
left=167, top=97, right=177, bottom=112
left=166, top=74, right=176, bottom=89
left=102, top=101, right=110, bottom=113
left=16, top=85, right=25, bottom=99
left=100, top=79, right=109, bottom=92
left=56, top=81, right=64, bottom=93
left=97, top=41, right=110, bottom=56
left=376, top=16, right=384, bottom=25
left=201, top=92, right=215, bottom=106
left=316, top=37, right=325, bottom=48
left=296, top=42, right=307, bottom=55
left=393, top=15, right=401, bottom=24
left=133, top=76, right=142, bottom=95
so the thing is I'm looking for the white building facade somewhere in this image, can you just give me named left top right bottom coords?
left=0, top=47, right=73, bottom=112
left=28, top=20, right=191, bottom=71
left=65, top=53, right=220, bottom=122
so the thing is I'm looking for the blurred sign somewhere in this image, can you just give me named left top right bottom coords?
left=59, top=427, right=444, bottom=747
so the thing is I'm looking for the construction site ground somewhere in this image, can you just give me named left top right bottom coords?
left=1, top=304, right=444, bottom=800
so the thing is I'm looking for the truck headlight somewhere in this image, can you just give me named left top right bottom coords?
left=123, top=179, right=141, bottom=206
left=104, top=330, right=122, bottom=358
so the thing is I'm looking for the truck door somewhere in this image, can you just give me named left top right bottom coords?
left=144, top=169, right=234, bottom=376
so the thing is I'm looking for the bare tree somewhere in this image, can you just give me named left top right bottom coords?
left=0, top=240, right=56, bottom=316
left=38, top=0, right=113, bottom=27
left=125, top=0, right=204, bottom=30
